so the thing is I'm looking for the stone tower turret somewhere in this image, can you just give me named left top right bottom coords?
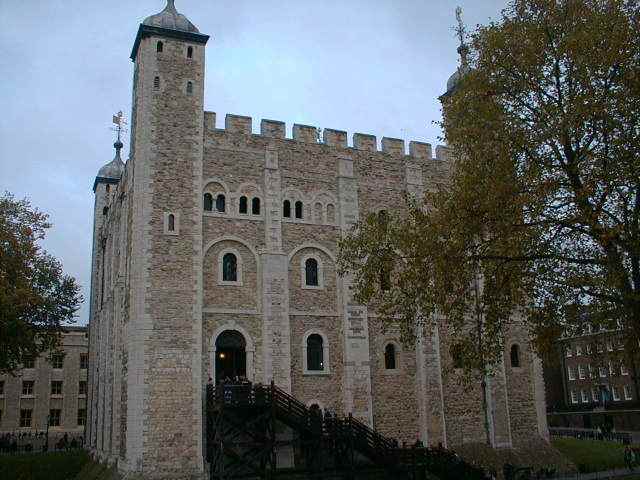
left=125, top=0, right=209, bottom=476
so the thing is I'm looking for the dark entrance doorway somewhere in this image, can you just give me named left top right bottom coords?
left=215, top=330, right=246, bottom=383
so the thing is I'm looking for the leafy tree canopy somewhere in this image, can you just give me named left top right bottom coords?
left=338, top=0, right=640, bottom=374
left=0, top=192, right=82, bottom=374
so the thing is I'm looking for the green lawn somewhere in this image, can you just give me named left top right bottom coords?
left=0, top=450, right=89, bottom=480
left=551, top=438, right=637, bottom=473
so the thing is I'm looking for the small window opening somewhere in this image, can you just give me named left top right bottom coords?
left=510, top=344, right=521, bottom=368
left=203, top=193, right=213, bottom=211
left=186, top=81, right=193, bottom=96
left=154, top=76, right=160, bottom=90
left=239, top=196, right=248, bottom=214
left=222, top=253, right=238, bottom=282
left=168, top=214, right=175, bottom=232
left=187, top=46, right=193, bottom=58
left=384, top=344, right=396, bottom=370
left=105, top=184, right=110, bottom=193
left=157, top=41, right=163, bottom=53
left=102, top=206, right=109, bottom=216
left=252, top=197, right=261, bottom=215
left=307, top=334, right=324, bottom=371
left=216, top=194, right=226, bottom=213
left=295, top=201, right=303, bottom=219
left=283, top=200, right=291, bottom=218
left=305, top=258, right=319, bottom=286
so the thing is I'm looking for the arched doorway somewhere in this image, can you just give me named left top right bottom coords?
left=215, top=330, right=246, bottom=383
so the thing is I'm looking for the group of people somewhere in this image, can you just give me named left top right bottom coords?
left=625, top=446, right=640, bottom=471
left=0, top=431, right=83, bottom=454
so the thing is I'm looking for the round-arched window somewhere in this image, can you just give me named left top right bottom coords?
left=305, top=258, right=319, bottom=286
left=384, top=343, right=396, bottom=370
left=222, top=253, right=237, bottom=282
left=307, top=334, right=324, bottom=371
left=203, top=193, right=213, bottom=211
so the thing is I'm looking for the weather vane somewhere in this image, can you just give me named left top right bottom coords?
left=110, top=111, right=128, bottom=143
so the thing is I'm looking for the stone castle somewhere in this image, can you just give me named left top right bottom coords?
left=87, top=1, right=549, bottom=477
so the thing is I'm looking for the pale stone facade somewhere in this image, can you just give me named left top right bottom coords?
left=87, top=1, right=549, bottom=478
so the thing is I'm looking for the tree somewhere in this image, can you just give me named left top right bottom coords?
left=0, top=192, right=82, bottom=374
left=338, top=0, right=640, bottom=437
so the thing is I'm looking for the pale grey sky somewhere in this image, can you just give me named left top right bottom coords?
left=0, top=0, right=507, bottom=324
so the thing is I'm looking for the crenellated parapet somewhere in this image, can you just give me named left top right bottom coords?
left=204, top=112, right=452, bottom=164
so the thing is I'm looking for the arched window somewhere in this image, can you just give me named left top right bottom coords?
left=283, top=200, right=291, bottom=218
left=239, top=196, right=248, bottom=214
left=203, top=193, right=213, bottom=211
left=168, top=214, right=175, bottom=232
left=510, top=344, right=521, bottom=368
left=187, top=46, right=193, bottom=58
left=326, top=204, right=335, bottom=223
left=157, top=41, right=163, bottom=53
left=307, top=334, right=324, bottom=371
left=305, top=258, right=319, bottom=286
left=314, top=202, right=323, bottom=223
left=252, top=197, right=261, bottom=215
left=102, top=206, right=109, bottom=216
left=216, top=194, right=226, bottom=213
left=384, top=343, right=396, bottom=370
left=295, top=201, right=303, bottom=219
left=186, top=81, right=193, bottom=96
left=222, top=253, right=237, bottom=282
left=154, top=76, right=160, bottom=90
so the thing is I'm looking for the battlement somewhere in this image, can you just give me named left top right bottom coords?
left=204, top=112, right=451, bottom=162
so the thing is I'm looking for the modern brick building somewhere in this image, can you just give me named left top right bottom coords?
left=87, top=1, right=549, bottom=477
left=544, top=323, right=640, bottom=431
left=0, top=327, right=88, bottom=439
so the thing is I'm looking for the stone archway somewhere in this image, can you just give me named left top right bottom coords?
left=215, top=330, right=246, bottom=383
left=211, top=325, right=255, bottom=384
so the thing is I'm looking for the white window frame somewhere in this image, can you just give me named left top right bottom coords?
left=581, top=390, right=589, bottom=403
left=566, top=346, right=573, bottom=357
left=218, top=248, right=243, bottom=286
left=576, top=345, right=583, bottom=356
left=578, top=365, right=585, bottom=380
left=599, top=366, right=607, bottom=378
left=570, top=390, right=578, bottom=404
left=612, top=386, right=620, bottom=401
left=300, top=254, right=324, bottom=290
left=567, top=366, right=575, bottom=381
left=609, top=361, right=614, bottom=376
left=607, top=341, right=613, bottom=352
left=621, top=364, right=629, bottom=376
left=588, top=364, right=594, bottom=378
left=624, top=385, right=633, bottom=400
left=592, top=388, right=599, bottom=402
left=302, top=330, right=330, bottom=375
left=586, top=343, right=592, bottom=355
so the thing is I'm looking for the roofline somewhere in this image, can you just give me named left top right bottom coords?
left=130, top=24, right=210, bottom=61
left=93, top=176, right=120, bottom=193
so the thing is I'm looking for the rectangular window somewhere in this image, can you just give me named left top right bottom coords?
left=621, top=364, right=629, bottom=376
left=607, top=341, right=613, bottom=352
left=609, top=362, right=614, bottom=376
left=52, top=354, right=64, bottom=369
left=599, top=366, right=607, bottom=378
left=624, top=385, right=633, bottom=401
left=612, top=386, right=621, bottom=401
left=20, top=409, right=32, bottom=428
left=570, top=390, right=578, bottom=404
left=79, top=381, right=87, bottom=396
left=22, top=381, right=34, bottom=396
left=0, top=380, right=4, bottom=395
left=23, top=356, right=35, bottom=369
left=51, top=381, right=63, bottom=396
left=597, top=343, right=604, bottom=353
left=566, top=346, right=573, bottom=357
left=586, top=343, right=592, bottom=355
left=79, top=353, right=88, bottom=370
left=77, top=408, right=86, bottom=427
left=567, top=366, right=575, bottom=381
left=578, top=365, right=586, bottom=380
left=581, top=390, right=589, bottom=403
left=576, top=345, right=583, bottom=356
left=49, top=409, right=61, bottom=427
left=588, top=364, right=594, bottom=378
left=592, top=388, right=599, bottom=402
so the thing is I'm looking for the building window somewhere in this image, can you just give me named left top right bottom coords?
left=586, top=343, right=592, bottom=355
left=187, top=46, right=193, bottom=58
left=216, top=194, right=226, bottom=213
left=51, top=381, right=63, bottom=396
left=326, top=204, right=336, bottom=223
left=306, top=334, right=324, bottom=371
left=168, top=214, right=175, bottom=232
left=384, top=343, right=397, bottom=370
left=578, top=365, right=585, bottom=380
left=570, top=390, right=578, bottom=404
left=283, top=200, right=291, bottom=218
left=77, top=409, right=87, bottom=427
left=567, top=366, right=575, bottom=381
left=596, top=342, right=604, bottom=353
left=164, top=212, right=179, bottom=235
left=252, top=197, right=261, bottom=215
left=222, top=253, right=237, bottom=282
left=20, top=409, right=32, bottom=428
left=581, top=390, right=589, bottom=403
left=592, top=388, right=599, bottom=402
left=295, top=201, right=303, bottom=219
left=0, top=381, right=4, bottom=395
left=154, top=76, right=160, bottom=90
left=80, top=353, right=88, bottom=370
left=621, top=364, right=629, bottom=376
left=239, top=196, right=248, bottom=214
left=607, top=341, right=613, bottom=352
left=186, top=81, right=194, bottom=96
left=79, top=381, right=88, bottom=396
left=305, top=258, right=319, bottom=287
left=23, top=356, right=35, bottom=369
left=156, top=41, right=163, bottom=53
left=49, top=409, right=61, bottom=427
left=22, top=381, right=34, bottom=396
left=510, top=345, right=521, bottom=368
left=612, top=386, right=621, bottom=401
left=203, top=193, right=213, bottom=211
left=566, top=346, right=572, bottom=357
left=609, top=361, right=614, bottom=376
left=624, top=385, right=633, bottom=400
left=599, top=366, right=607, bottom=378
left=588, top=364, right=594, bottom=378
left=576, top=345, right=583, bottom=356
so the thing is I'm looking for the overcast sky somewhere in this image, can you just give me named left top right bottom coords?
left=0, top=0, right=507, bottom=324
